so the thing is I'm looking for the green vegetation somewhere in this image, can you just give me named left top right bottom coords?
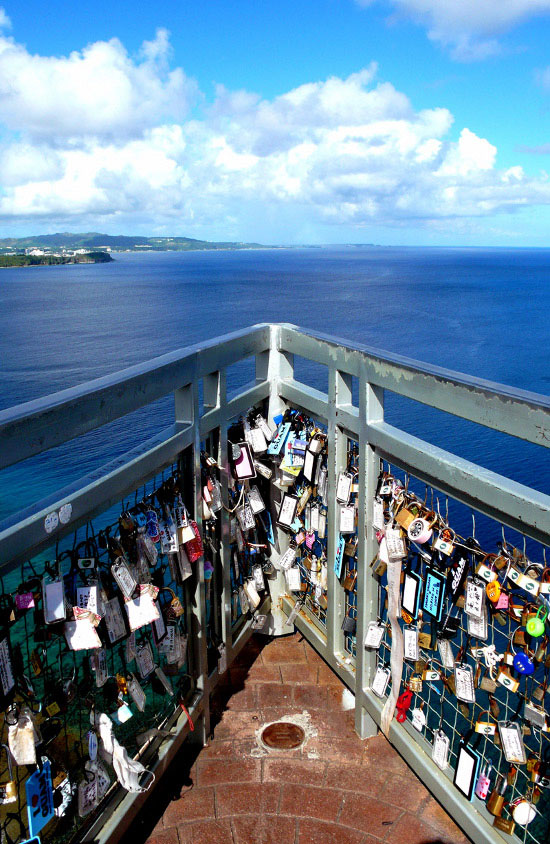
left=0, top=232, right=266, bottom=253
left=0, top=251, right=113, bottom=267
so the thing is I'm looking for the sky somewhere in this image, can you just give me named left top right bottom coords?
left=2, top=1, right=550, bottom=244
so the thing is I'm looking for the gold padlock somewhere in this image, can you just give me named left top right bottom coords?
left=395, top=498, right=419, bottom=530
left=0, top=745, right=17, bottom=804
left=162, top=587, right=184, bottom=618
left=409, top=675, right=423, bottom=692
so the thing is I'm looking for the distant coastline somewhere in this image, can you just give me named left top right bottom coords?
left=0, top=251, right=113, bottom=268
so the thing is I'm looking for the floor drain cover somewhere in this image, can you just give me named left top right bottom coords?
left=261, top=722, right=305, bottom=750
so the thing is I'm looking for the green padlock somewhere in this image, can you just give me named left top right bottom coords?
left=526, top=606, right=548, bottom=638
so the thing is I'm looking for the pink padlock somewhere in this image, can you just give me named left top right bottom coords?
left=407, top=512, right=437, bottom=545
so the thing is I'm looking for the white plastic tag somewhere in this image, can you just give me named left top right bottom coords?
left=248, top=486, right=265, bottom=515
left=64, top=619, right=102, bottom=650
left=437, top=638, right=455, bottom=669
left=372, top=498, right=384, bottom=531
left=245, top=426, right=268, bottom=454
left=255, top=414, right=275, bottom=441
left=411, top=707, right=426, bottom=731
left=278, top=545, right=297, bottom=571
left=104, top=597, right=127, bottom=644
left=285, top=567, right=302, bottom=592
left=465, top=578, right=485, bottom=619
left=371, top=665, right=390, bottom=698
left=278, top=495, right=299, bottom=527
left=467, top=605, right=488, bottom=640
left=404, top=626, right=419, bottom=661
left=339, top=505, right=355, bottom=534
left=128, top=675, right=147, bottom=712
left=77, top=585, right=100, bottom=616
left=364, top=621, right=385, bottom=649
left=498, top=721, right=527, bottom=764
left=244, top=580, right=261, bottom=609
left=43, top=579, right=66, bottom=623
left=385, top=527, right=406, bottom=562
left=336, top=471, right=353, bottom=504
left=111, top=560, right=137, bottom=600
left=454, top=664, right=475, bottom=703
left=432, top=729, right=450, bottom=770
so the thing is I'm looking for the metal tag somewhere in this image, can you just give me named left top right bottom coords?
left=364, top=621, right=385, bottom=649
left=404, top=626, right=419, bottom=661
left=465, top=577, right=485, bottom=619
left=371, top=665, right=391, bottom=698
left=454, top=664, right=476, bottom=703
left=432, top=729, right=450, bottom=770
left=111, top=559, right=137, bottom=600
left=128, top=675, right=147, bottom=711
left=498, top=721, right=527, bottom=764
left=336, top=471, right=353, bottom=504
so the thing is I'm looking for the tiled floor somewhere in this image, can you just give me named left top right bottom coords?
left=134, top=633, right=472, bottom=844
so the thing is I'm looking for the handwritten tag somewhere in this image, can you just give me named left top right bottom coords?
left=336, top=471, right=353, bottom=504
left=104, top=597, right=127, bottom=644
left=404, top=626, right=419, bottom=660
left=364, top=621, right=385, bottom=649
left=285, top=567, right=302, bottom=592
left=498, top=721, right=527, bottom=764
left=372, top=498, right=384, bottom=531
left=432, top=729, right=450, bottom=769
left=136, top=642, right=155, bottom=679
left=465, top=578, right=485, bottom=619
left=124, top=591, right=160, bottom=631
left=0, top=638, right=14, bottom=698
left=454, top=664, right=475, bottom=703
left=385, top=527, right=406, bottom=562
left=339, top=505, right=355, bottom=533
left=371, top=665, right=390, bottom=698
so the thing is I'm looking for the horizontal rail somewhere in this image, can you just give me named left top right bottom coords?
left=0, top=324, right=271, bottom=470
left=278, top=324, right=550, bottom=449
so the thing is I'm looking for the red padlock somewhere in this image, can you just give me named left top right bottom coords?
left=396, top=689, right=413, bottom=722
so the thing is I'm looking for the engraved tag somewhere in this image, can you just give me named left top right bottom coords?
left=454, top=664, right=475, bottom=703
left=404, top=626, right=419, bottom=660
left=339, top=505, right=355, bottom=533
left=432, top=729, right=450, bottom=769
left=498, top=722, right=527, bottom=764
left=248, top=486, right=265, bottom=515
left=285, top=598, right=304, bottom=627
left=465, top=577, right=485, bottom=618
left=364, top=621, right=385, bottom=649
left=493, top=817, right=516, bottom=835
left=135, top=643, right=155, bottom=679
left=127, top=675, right=147, bottom=711
left=336, top=471, right=353, bottom=504
left=371, top=665, right=390, bottom=697
left=111, top=559, right=137, bottom=599
left=104, top=597, right=127, bottom=644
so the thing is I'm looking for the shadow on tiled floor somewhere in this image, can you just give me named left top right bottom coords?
left=121, top=632, right=472, bottom=844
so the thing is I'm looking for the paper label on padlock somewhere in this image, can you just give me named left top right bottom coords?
left=371, top=665, right=390, bottom=698
left=433, top=536, right=454, bottom=556
left=497, top=669, right=520, bottom=692
left=477, top=564, right=498, bottom=583
left=423, top=669, right=440, bottom=681
left=336, top=471, right=353, bottom=504
left=518, top=573, right=540, bottom=596
left=465, top=578, right=485, bottom=618
left=498, top=722, right=527, bottom=764
left=432, top=730, right=450, bottom=770
left=404, top=626, right=419, bottom=661
left=475, top=719, right=496, bottom=735
left=364, top=621, right=385, bottom=649
left=507, top=566, right=522, bottom=586
left=104, top=597, right=127, bottom=644
left=339, top=505, right=355, bottom=534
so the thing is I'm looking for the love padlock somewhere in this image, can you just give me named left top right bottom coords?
left=526, top=606, right=547, bottom=638
left=486, top=580, right=501, bottom=603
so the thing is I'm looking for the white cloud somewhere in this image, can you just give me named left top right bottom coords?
left=0, top=29, right=550, bottom=237
left=0, top=28, right=197, bottom=139
left=0, top=7, right=10, bottom=29
left=356, top=0, right=550, bottom=60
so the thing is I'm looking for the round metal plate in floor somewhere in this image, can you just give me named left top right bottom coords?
left=261, top=722, right=305, bottom=750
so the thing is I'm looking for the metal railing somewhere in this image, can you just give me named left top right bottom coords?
left=1, top=323, right=550, bottom=844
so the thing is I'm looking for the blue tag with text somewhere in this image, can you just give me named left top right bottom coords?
left=26, top=761, right=54, bottom=837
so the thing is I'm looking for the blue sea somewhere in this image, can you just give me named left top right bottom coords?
left=1, top=246, right=550, bottom=542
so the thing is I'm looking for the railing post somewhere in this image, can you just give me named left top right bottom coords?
left=327, top=369, right=352, bottom=658
left=355, top=370, right=384, bottom=738
left=175, top=376, right=210, bottom=745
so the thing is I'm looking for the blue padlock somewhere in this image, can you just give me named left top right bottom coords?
left=513, top=650, right=535, bottom=675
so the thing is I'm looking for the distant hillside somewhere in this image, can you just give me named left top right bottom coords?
left=0, top=232, right=265, bottom=252
left=0, top=251, right=113, bottom=267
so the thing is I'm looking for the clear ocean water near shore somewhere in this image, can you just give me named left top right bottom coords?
left=1, top=246, right=549, bottom=538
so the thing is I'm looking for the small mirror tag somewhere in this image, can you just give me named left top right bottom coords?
left=438, top=638, right=455, bottom=669
left=365, top=621, right=385, bottom=649
left=104, top=597, right=127, bottom=644
left=111, top=560, right=137, bottom=600
left=127, top=675, right=147, bottom=712
left=465, top=577, right=485, bottom=619
left=454, top=664, right=476, bottom=703
left=135, top=643, right=155, bottom=679
left=372, top=498, right=385, bottom=531
left=404, top=626, right=419, bottom=660
left=285, top=567, right=302, bottom=592
left=371, top=665, right=391, bottom=698
left=339, top=505, right=355, bottom=534
left=467, top=604, right=488, bottom=641
left=385, top=527, right=406, bottom=562
left=336, top=471, right=353, bottom=504
left=498, top=721, right=527, bottom=764
left=432, top=729, right=450, bottom=770
left=248, top=486, right=266, bottom=515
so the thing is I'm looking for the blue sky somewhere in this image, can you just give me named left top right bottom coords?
left=2, top=0, right=550, bottom=244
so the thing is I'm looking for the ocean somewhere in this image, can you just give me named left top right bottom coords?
left=1, top=246, right=550, bottom=532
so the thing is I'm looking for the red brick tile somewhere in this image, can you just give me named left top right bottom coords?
left=263, top=758, right=326, bottom=786
left=388, top=811, right=463, bottom=844
left=226, top=685, right=259, bottom=710
left=297, top=819, right=366, bottom=844
left=309, top=736, right=369, bottom=764
left=262, top=638, right=308, bottom=664
left=364, top=735, right=409, bottom=774
left=338, top=793, right=401, bottom=836
left=317, top=660, right=345, bottom=687
left=292, top=684, right=329, bottom=709
left=216, top=782, right=280, bottom=817
left=197, top=758, right=261, bottom=787
left=380, top=770, right=430, bottom=812
left=146, top=828, right=180, bottom=844
left=257, top=682, right=293, bottom=708
left=233, top=814, right=296, bottom=844
left=421, top=798, right=471, bottom=842
left=281, top=664, right=318, bottom=684
left=242, top=662, right=283, bottom=682
left=214, top=709, right=262, bottom=741
left=199, top=740, right=235, bottom=760
left=279, top=784, right=343, bottom=822
left=163, top=787, right=215, bottom=827
left=177, top=819, right=233, bottom=843
left=324, top=763, right=387, bottom=794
